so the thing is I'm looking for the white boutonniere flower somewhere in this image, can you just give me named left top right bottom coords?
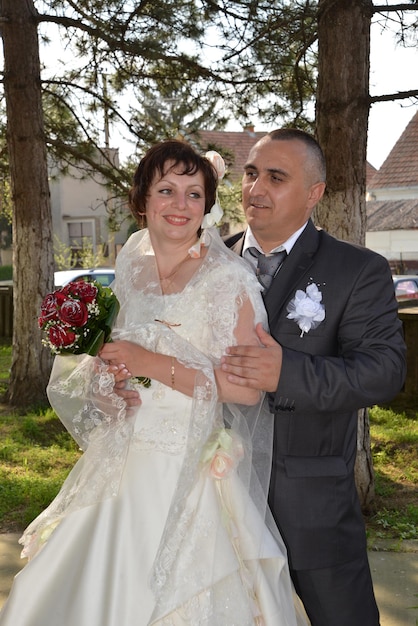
left=286, top=283, right=325, bottom=337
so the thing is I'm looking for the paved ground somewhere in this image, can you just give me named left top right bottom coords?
left=369, top=546, right=418, bottom=626
left=0, top=533, right=417, bottom=623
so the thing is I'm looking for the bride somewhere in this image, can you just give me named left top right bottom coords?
left=0, top=140, right=309, bottom=625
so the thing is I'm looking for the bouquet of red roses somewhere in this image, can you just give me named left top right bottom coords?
left=38, top=279, right=120, bottom=356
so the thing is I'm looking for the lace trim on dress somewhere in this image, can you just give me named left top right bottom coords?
left=19, top=357, right=134, bottom=559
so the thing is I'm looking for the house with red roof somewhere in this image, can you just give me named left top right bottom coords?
left=191, top=126, right=266, bottom=180
left=366, top=110, right=418, bottom=273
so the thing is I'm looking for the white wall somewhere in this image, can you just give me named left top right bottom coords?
left=366, top=229, right=418, bottom=262
left=368, top=186, right=418, bottom=202
left=48, top=149, right=131, bottom=258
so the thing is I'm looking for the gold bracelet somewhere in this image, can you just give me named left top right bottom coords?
left=170, top=357, right=175, bottom=390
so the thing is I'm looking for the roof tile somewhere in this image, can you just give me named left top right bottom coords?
left=368, top=111, right=418, bottom=189
left=367, top=199, right=418, bottom=230
left=190, top=129, right=267, bottom=180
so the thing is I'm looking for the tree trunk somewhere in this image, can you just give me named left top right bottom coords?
left=354, top=408, right=375, bottom=512
left=315, top=0, right=375, bottom=508
left=1, top=0, right=54, bottom=407
left=315, top=0, right=373, bottom=245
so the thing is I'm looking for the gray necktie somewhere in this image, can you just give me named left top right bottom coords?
left=248, top=247, right=287, bottom=291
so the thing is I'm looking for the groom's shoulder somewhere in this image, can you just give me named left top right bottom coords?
left=317, top=228, right=389, bottom=272
left=320, top=228, right=378, bottom=257
left=223, top=231, right=245, bottom=249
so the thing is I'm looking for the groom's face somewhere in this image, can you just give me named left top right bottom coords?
left=242, top=137, right=324, bottom=251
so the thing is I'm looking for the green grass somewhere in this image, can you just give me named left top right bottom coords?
left=0, top=341, right=417, bottom=546
left=0, top=342, right=11, bottom=381
left=0, top=407, right=80, bottom=531
left=0, top=341, right=81, bottom=531
left=366, top=403, right=418, bottom=545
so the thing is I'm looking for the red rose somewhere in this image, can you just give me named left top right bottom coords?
left=59, top=298, right=88, bottom=327
left=64, top=280, right=98, bottom=304
left=55, top=290, right=68, bottom=306
left=48, top=324, right=77, bottom=348
left=40, top=279, right=119, bottom=356
left=38, top=313, right=52, bottom=328
left=39, top=293, right=59, bottom=327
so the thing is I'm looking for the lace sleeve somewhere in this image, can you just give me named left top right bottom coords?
left=46, top=354, right=126, bottom=450
left=200, top=255, right=267, bottom=361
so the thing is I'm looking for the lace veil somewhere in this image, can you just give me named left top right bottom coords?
left=19, top=226, right=294, bottom=620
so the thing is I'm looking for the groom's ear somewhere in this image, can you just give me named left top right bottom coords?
left=307, top=182, right=326, bottom=210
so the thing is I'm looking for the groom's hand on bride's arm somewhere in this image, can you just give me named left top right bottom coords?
left=221, top=323, right=282, bottom=392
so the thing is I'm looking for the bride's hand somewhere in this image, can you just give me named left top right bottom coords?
left=114, top=380, right=142, bottom=409
left=100, top=340, right=146, bottom=378
left=108, top=363, right=142, bottom=408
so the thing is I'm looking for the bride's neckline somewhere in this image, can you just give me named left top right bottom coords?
left=157, top=246, right=206, bottom=295
left=158, top=252, right=191, bottom=283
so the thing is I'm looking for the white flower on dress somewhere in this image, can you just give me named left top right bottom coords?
left=286, top=283, right=325, bottom=337
left=201, top=428, right=244, bottom=480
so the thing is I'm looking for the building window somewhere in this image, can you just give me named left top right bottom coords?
left=67, top=220, right=95, bottom=265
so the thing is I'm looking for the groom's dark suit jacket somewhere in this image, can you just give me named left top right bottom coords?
left=225, top=219, right=406, bottom=571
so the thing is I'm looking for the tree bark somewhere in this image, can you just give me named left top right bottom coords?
left=354, top=408, right=375, bottom=512
left=315, top=0, right=373, bottom=245
left=1, top=0, right=54, bottom=406
left=315, top=0, right=376, bottom=508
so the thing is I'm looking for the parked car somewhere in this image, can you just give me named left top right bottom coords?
left=54, top=268, right=115, bottom=288
left=393, top=275, right=418, bottom=302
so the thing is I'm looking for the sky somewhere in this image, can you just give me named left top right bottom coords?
left=225, top=19, right=418, bottom=171
left=367, top=20, right=418, bottom=169
left=33, top=15, right=418, bottom=170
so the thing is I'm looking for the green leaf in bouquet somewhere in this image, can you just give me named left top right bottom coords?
left=104, top=298, right=120, bottom=341
left=84, top=329, right=106, bottom=357
left=131, top=376, right=152, bottom=388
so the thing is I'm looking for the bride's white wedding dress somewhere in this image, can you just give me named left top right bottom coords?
left=0, top=229, right=308, bottom=626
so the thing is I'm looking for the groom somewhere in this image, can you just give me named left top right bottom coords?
left=221, top=129, right=406, bottom=625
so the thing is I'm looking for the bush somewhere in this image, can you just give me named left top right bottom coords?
left=0, top=265, right=12, bottom=281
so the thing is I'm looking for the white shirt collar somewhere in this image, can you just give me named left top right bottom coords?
left=243, top=222, right=308, bottom=258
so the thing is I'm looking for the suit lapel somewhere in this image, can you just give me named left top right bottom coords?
left=224, top=223, right=321, bottom=329
left=228, top=237, right=245, bottom=256
left=263, top=221, right=321, bottom=327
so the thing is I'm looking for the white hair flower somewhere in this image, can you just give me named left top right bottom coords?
left=188, top=151, right=225, bottom=258
left=202, top=150, right=225, bottom=228
left=201, top=202, right=223, bottom=229
left=205, top=150, right=226, bottom=180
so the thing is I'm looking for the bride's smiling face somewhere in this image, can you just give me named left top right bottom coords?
left=146, top=163, right=206, bottom=245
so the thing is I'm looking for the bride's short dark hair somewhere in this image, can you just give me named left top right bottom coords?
left=129, top=139, right=218, bottom=227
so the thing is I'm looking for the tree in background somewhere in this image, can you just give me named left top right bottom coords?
left=1, top=0, right=54, bottom=406
left=315, top=0, right=372, bottom=244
